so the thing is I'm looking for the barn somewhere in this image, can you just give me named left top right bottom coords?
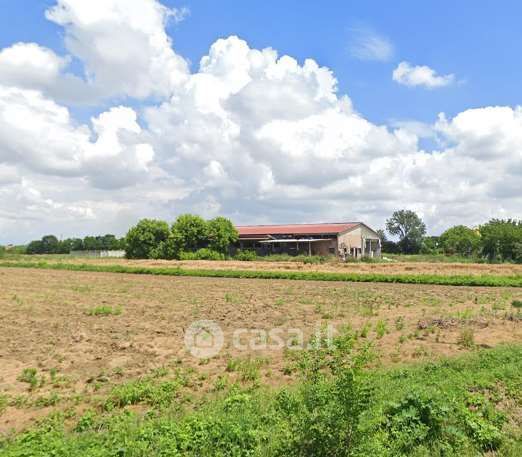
left=235, top=222, right=381, bottom=259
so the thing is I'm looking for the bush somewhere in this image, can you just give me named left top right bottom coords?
left=179, top=248, right=225, bottom=261
left=0, top=245, right=5, bottom=259
left=234, top=250, right=257, bottom=261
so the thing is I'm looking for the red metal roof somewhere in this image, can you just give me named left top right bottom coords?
left=236, top=222, right=360, bottom=237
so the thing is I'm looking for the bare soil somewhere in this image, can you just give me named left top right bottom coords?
left=0, top=267, right=521, bottom=433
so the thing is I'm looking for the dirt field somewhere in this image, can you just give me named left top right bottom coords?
left=1, top=266, right=521, bottom=433
left=8, top=255, right=522, bottom=277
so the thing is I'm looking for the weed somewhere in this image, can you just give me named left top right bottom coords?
left=17, top=368, right=39, bottom=390
left=457, top=328, right=475, bottom=349
left=274, top=297, right=285, bottom=306
left=375, top=320, right=388, bottom=339
left=359, top=322, right=371, bottom=338
left=86, top=305, right=122, bottom=316
left=395, top=316, right=405, bottom=331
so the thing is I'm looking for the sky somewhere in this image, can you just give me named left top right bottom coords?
left=0, top=0, right=521, bottom=244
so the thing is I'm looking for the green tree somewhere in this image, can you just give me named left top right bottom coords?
left=171, top=214, right=208, bottom=252
left=41, top=235, right=59, bottom=254
left=125, top=219, right=170, bottom=259
left=68, top=238, right=84, bottom=251
left=150, top=231, right=183, bottom=260
left=439, top=225, right=480, bottom=257
left=420, top=236, right=441, bottom=254
left=207, top=216, right=238, bottom=254
left=83, top=236, right=101, bottom=250
left=386, top=210, right=427, bottom=254
left=0, top=245, right=5, bottom=259
left=26, top=240, right=44, bottom=254
left=479, top=219, right=522, bottom=262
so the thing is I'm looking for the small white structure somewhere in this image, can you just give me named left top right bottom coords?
left=70, top=250, right=125, bottom=258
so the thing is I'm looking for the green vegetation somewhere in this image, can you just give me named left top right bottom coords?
left=86, top=305, right=122, bottom=316
left=386, top=209, right=427, bottom=254
left=126, top=214, right=238, bottom=260
left=234, top=249, right=258, bottom=261
left=439, top=225, right=481, bottom=257
left=381, top=211, right=522, bottom=263
left=17, top=368, right=40, bottom=391
left=480, top=219, right=522, bottom=263
left=234, top=252, right=330, bottom=263
left=1, top=342, right=521, bottom=456
left=511, top=300, right=522, bottom=309
left=26, top=234, right=124, bottom=255
left=179, top=248, right=226, bottom=260
left=386, top=253, right=482, bottom=263
left=2, top=260, right=522, bottom=287
left=125, top=218, right=171, bottom=259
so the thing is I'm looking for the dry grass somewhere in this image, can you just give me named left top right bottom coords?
left=0, top=266, right=521, bottom=432
left=5, top=255, right=522, bottom=277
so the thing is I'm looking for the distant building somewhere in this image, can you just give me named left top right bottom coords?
left=235, top=222, right=381, bottom=258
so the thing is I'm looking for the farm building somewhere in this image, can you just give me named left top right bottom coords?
left=235, top=222, right=381, bottom=259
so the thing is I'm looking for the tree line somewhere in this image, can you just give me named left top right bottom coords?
left=7, top=211, right=522, bottom=263
left=380, top=210, right=522, bottom=263
left=25, top=234, right=125, bottom=254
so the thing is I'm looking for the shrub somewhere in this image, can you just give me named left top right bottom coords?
left=86, top=305, right=122, bottom=316
left=512, top=300, right=522, bottom=309
left=179, top=248, right=225, bottom=261
left=383, top=391, right=449, bottom=454
left=234, top=250, right=257, bottom=261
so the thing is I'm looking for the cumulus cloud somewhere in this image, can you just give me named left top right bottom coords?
left=349, top=27, right=394, bottom=62
left=0, top=0, right=520, bottom=244
left=45, top=0, right=189, bottom=99
left=0, top=85, right=153, bottom=187
left=393, top=61, right=455, bottom=88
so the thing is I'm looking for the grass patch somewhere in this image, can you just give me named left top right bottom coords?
left=1, top=260, right=522, bottom=287
left=86, top=305, right=122, bottom=316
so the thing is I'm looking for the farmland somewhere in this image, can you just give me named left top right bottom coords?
left=0, top=263, right=521, bottom=455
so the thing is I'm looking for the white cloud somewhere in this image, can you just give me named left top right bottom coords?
left=393, top=61, right=455, bottom=88
left=0, top=1, right=520, bottom=244
left=44, top=0, right=190, bottom=99
left=349, top=27, right=394, bottom=62
left=0, top=85, right=153, bottom=188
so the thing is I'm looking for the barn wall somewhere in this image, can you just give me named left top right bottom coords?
left=337, top=227, right=362, bottom=250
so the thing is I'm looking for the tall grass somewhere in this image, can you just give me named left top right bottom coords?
left=1, top=260, right=521, bottom=287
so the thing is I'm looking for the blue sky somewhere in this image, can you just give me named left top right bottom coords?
left=2, top=0, right=521, bottom=125
left=0, top=0, right=520, bottom=243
